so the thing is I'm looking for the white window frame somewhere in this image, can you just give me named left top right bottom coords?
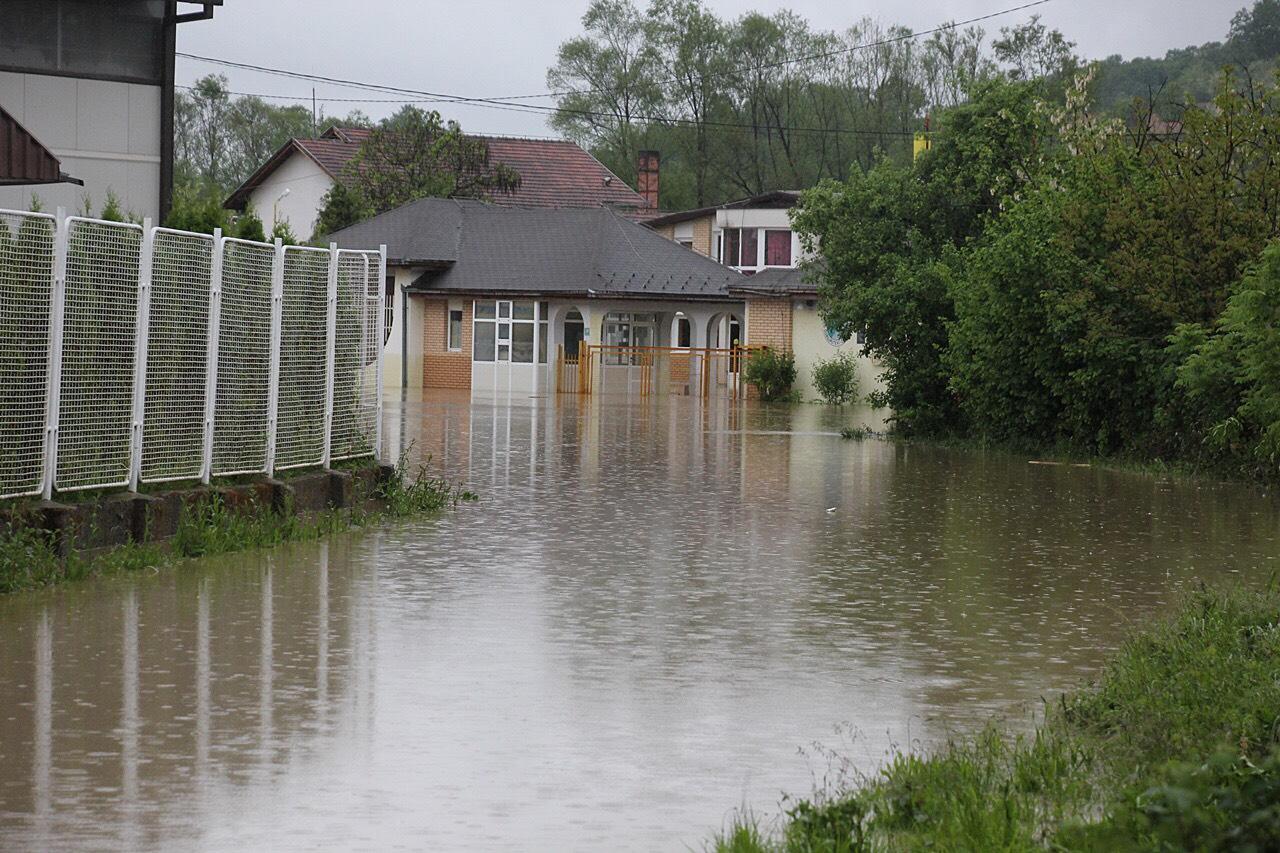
left=446, top=305, right=463, bottom=351
left=472, top=299, right=548, bottom=364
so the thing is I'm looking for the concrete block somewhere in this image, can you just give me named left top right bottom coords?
left=327, top=470, right=354, bottom=509
left=286, top=471, right=333, bottom=512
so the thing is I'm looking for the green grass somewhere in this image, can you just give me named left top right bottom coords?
left=710, top=581, right=1280, bottom=852
left=0, top=460, right=475, bottom=594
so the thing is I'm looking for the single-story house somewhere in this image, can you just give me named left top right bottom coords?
left=644, top=190, right=883, bottom=402
left=331, top=196, right=747, bottom=396
left=224, top=126, right=659, bottom=241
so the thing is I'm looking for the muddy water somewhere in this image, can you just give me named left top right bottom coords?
left=2, top=391, right=1278, bottom=851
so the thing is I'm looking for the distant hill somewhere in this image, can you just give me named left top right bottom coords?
left=1093, top=0, right=1280, bottom=117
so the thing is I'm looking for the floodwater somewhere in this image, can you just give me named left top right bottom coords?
left=2, top=391, right=1278, bottom=852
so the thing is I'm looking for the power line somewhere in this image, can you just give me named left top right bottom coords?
left=176, top=0, right=1056, bottom=140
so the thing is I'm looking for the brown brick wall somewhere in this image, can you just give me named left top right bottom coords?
left=421, top=297, right=472, bottom=389
left=691, top=215, right=714, bottom=258
left=744, top=297, right=792, bottom=350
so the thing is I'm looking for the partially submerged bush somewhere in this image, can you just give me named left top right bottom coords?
left=812, top=352, right=860, bottom=405
left=742, top=348, right=798, bottom=402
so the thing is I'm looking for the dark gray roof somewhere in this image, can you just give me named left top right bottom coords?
left=333, top=196, right=741, bottom=300
left=329, top=198, right=462, bottom=265
left=726, top=265, right=818, bottom=296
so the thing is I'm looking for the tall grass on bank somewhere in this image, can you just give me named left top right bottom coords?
left=0, top=461, right=475, bottom=594
left=711, top=582, right=1280, bottom=852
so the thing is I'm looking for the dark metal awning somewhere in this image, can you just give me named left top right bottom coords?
left=0, top=105, right=82, bottom=187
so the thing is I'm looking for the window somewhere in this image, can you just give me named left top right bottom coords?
left=741, top=228, right=758, bottom=267
left=447, top=308, right=463, bottom=351
left=471, top=299, right=547, bottom=364
left=0, top=1, right=166, bottom=84
left=722, top=229, right=740, bottom=267
left=679, top=239, right=694, bottom=250
left=603, top=312, right=656, bottom=365
left=675, top=316, right=691, bottom=348
left=384, top=276, right=396, bottom=343
left=764, top=230, right=792, bottom=266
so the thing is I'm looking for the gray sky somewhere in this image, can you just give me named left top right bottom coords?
left=178, top=0, right=1244, bottom=137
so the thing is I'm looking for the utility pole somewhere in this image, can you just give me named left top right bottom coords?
left=312, top=88, right=317, bottom=137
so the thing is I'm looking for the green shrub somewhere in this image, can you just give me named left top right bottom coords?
left=742, top=348, right=797, bottom=402
left=812, top=352, right=860, bottom=405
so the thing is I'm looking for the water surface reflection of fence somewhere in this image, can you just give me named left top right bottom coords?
left=0, top=207, right=385, bottom=500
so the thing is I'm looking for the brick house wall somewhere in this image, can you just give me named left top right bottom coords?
left=744, top=296, right=792, bottom=350
left=691, top=216, right=713, bottom=258
left=421, top=297, right=473, bottom=389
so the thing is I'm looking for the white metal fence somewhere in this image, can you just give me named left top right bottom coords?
left=0, top=207, right=386, bottom=501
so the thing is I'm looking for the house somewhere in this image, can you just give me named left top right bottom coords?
left=331, top=196, right=746, bottom=395
left=0, top=0, right=221, bottom=219
left=223, top=127, right=659, bottom=241
left=644, top=190, right=883, bottom=403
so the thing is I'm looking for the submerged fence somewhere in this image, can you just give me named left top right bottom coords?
left=0, top=207, right=385, bottom=501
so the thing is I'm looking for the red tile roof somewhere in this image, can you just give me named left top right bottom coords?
left=225, top=126, right=652, bottom=213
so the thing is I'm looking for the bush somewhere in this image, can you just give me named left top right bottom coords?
left=812, top=352, right=860, bottom=404
left=742, top=348, right=797, bottom=402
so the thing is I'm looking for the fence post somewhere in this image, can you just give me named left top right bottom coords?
left=128, top=219, right=154, bottom=492
left=322, top=243, right=338, bottom=469
left=264, top=237, right=285, bottom=476
left=40, top=208, right=69, bottom=501
left=374, top=244, right=386, bottom=462
left=200, top=228, right=223, bottom=485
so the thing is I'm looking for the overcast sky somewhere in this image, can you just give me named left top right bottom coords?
left=178, top=0, right=1244, bottom=137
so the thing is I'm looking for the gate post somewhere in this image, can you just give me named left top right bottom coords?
left=41, top=208, right=69, bottom=501
left=322, top=243, right=338, bottom=469
left=128, top=218, right=154, bottom=492
left=200, top=229, right=223, bottom=484
left=264, top=237, right=285, bottom=476
left=374, top=245, right=386, bottom=462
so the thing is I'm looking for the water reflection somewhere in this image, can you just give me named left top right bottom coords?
left=1, top=391, right=1277, bottom=851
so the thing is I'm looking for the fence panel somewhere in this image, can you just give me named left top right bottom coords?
left=275, top=245, right=330, bottom=470
left=140, top=228, right=214, bottom=483
left=55, top=217, right=143, bottom=492
left=330, top=250, right=376, bottom=461
left=211, top=238, right=275, bottom=476
left=0, top=210, right=56, bottom=499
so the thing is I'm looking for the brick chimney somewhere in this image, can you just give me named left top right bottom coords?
left=636, top=150, right=660, bottom=210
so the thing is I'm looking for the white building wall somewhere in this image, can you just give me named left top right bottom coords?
left=791, top=298, right=884, bottom=404
left=246, top=151, right=335, bottom=242
left=0, top=71, right=161, bottom=220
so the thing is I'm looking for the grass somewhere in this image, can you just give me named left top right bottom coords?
left=0, top=459, right=476, bottom=594
left=709, top=581, right=1280, bottom=852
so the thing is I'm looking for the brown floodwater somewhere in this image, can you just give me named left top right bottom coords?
left=2, top=391, right=1278, bottom=851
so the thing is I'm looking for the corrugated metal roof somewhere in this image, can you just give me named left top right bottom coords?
left=0, top=104, right=80, bottom=187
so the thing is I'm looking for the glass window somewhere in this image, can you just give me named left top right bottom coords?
left=474, top=301, right=497, bottom=320
left=538, top=322, right=548, bottom=363
left=741, top=228, right=759, bottom=267
left=512, top=301, right=535, bottom=321
left=676, top=317, right=691, bottom=348
left=497, top=344, right=510, bottom=362
left=512, top=323, right=535, bottom=363
left=497, top=301, right=511, bottom=319
left=473, top=321, right=496, bottom=361
left=722, top=229, right=740, bottom=267
left=765, top=230, right=792, bottom=266
left=497, top=322, right=510, bottom=341
left=447, top=309, right=463, bottom=350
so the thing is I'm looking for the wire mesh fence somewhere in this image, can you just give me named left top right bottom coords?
left=0, top=207, right=385, bottom=501
left=275, top=245, right=330, bottom=470
left=0, top=210, right=56, bottom=499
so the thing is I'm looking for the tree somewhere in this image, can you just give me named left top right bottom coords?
left=176, top=74, right=233, bottom=190
left=546, top=0, right=659, bottom=181
left=1230, top=0, right=1280, bottom=62
left=992, top=16, right=1079, bottom=82
left=312, top=107, right=520, bottom=239
left=793, top=79, right=1053, bottom=434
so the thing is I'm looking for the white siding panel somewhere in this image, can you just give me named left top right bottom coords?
left=128, top=84, right=162, bottom=157
left=76, top=78, right=130, bottom=153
